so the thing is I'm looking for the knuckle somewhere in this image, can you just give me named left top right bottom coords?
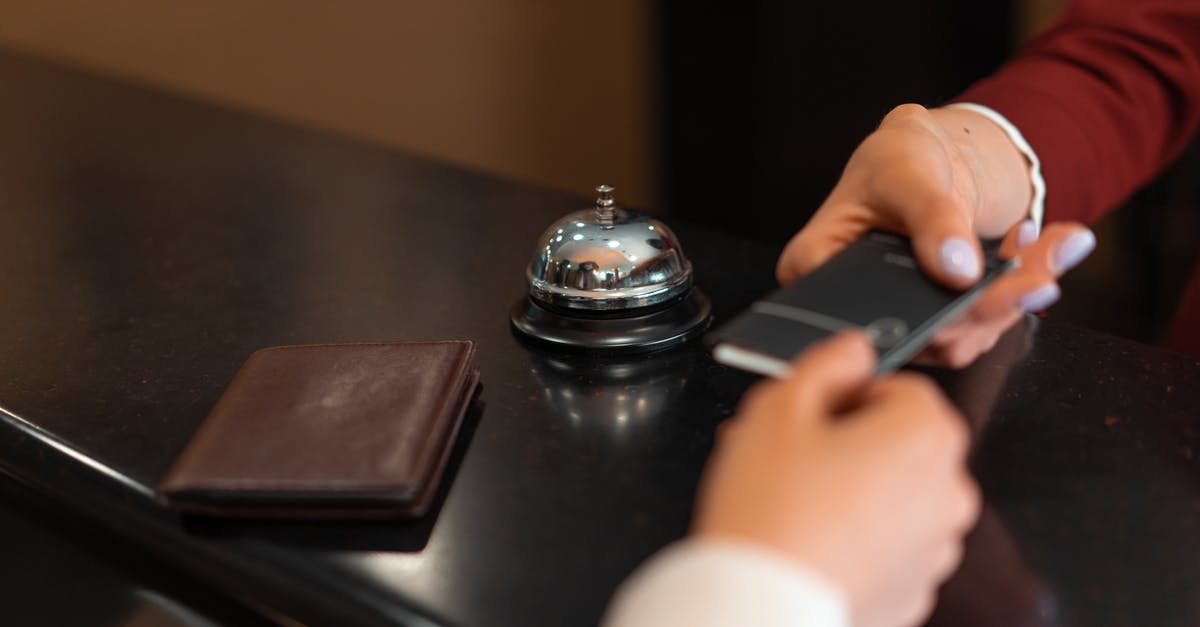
left=944, top=419, right=972, bottom=462
left=945, top=343, right=980, bottom=369
left=877, top=377, right=969, bottom=447
left=960, top=477, right=983, bottom=525
left=901, top=590, right=939, bottom=627
left=917, top=416, right=962, bottom=453
left=776, top=374, right=815, bottom=414
left=883, top=103, right=930, bottom=125
left=917, top=403, right=969, bottom=455
left=887, top=371, right=943, bottom=403
left=936, top=543, right=966, bottom=583
left=977, top=330, right=1002, bottom=354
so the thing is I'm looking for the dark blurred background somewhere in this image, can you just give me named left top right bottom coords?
left=657, top=1, right=1200, bottom=349
left=0, top=0, right=1194, bottom=348
left=659, top=1, right=1013, bottom=243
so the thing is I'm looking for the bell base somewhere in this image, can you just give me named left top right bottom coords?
left=510, top=289, right=712, bottom=353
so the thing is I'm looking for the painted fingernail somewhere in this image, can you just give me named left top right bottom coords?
left=1053, top=229, right=1096, bottom=273
left=1019, top=283, right=1061, bottom=312
left=1016, top=220, right=1038, bottom=249
left=939, top=237, right=981, bottom=280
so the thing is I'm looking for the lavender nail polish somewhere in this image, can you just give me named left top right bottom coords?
left=1016, top=220, right=1038, bottom=249
left=1020, top=284, right=1061, bottom=312
left=939, top=237, right=981, bottom=280
left=1054, top=229, right=1096, bottom=273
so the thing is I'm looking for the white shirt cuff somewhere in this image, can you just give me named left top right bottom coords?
left=945, top=102, right=1046, bottom=234
left=602, top=538, right=851, bottom=627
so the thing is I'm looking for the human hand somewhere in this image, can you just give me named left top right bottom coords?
left=776, top=104, right=1095, bottom=368
left=693, top=332, right=980, bottom=627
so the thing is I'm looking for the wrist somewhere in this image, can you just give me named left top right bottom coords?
left=604, top=539, right=849, bottom=627
left=695, top=525, right=853, bottom=605
left=929, top=106, right=1033, bottom=237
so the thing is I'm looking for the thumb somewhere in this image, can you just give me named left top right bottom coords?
left=899, top=195, right=984, bottom=290
left=782, top=331, right=878, bottom=417
left=776, top=205, right=873, bottom=285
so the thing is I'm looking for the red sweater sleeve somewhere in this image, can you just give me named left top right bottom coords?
left=956, top=0, right=1200, bottom=224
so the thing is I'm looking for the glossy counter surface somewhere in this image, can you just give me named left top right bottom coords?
left=0, top=48, right=1198, bottom=626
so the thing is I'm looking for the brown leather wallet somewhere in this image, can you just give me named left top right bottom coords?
left=158, top=340, right=479, bottom=519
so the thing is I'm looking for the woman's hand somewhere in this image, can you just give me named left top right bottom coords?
left=694, top=332, right=980, bottom=627
left=776, top=104, right=1095, bottom=368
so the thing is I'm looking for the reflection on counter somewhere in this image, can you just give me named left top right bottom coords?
left=926, top=314, right=1040, bottom=436
left=528, top=347, right=695, bottom=444
left=929, top=507, right=1061, bottom=627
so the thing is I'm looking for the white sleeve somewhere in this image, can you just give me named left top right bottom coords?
left=945, top=102, right=1046, bottom=233
left=601, top=538, right=851, bottom=627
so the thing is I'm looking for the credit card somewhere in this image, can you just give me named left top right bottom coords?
left=708, top=230, right=1014, bottom=376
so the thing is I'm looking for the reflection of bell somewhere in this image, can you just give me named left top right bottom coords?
left=510, top=185, right=712, bottom=352
left=529, top=349, right=693, bottom=440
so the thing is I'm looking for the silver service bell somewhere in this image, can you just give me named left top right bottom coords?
left=510, top=185, right=712, bottom=352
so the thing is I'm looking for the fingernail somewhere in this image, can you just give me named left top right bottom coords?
left=940, top=237, right=981, bottom=280
left=1019, top=283, right=1061, bottom=312
left=1016, top=220, right=1038, bottom=249
left=1053, top=229, right=1096, bottom=273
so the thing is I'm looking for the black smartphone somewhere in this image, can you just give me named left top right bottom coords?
left=707, top=230, right=1014, bottom=376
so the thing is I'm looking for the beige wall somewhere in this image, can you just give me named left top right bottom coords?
left=0, top=1, right=1068, bottom=210
left=0, top=1, right=660, bottom=208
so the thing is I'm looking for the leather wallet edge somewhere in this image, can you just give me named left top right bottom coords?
left=157, top=340, right=480, bottom=519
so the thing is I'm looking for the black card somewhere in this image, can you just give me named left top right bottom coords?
left=708, top=230, right=1013, bottom=376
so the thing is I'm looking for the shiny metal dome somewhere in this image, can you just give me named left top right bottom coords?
left=526, top=185, right=693, bottom=311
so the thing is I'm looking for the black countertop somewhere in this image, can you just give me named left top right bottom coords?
left=0, top=47, right=1198, bottom=627
left=0, top=480, right=273, bottom=627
